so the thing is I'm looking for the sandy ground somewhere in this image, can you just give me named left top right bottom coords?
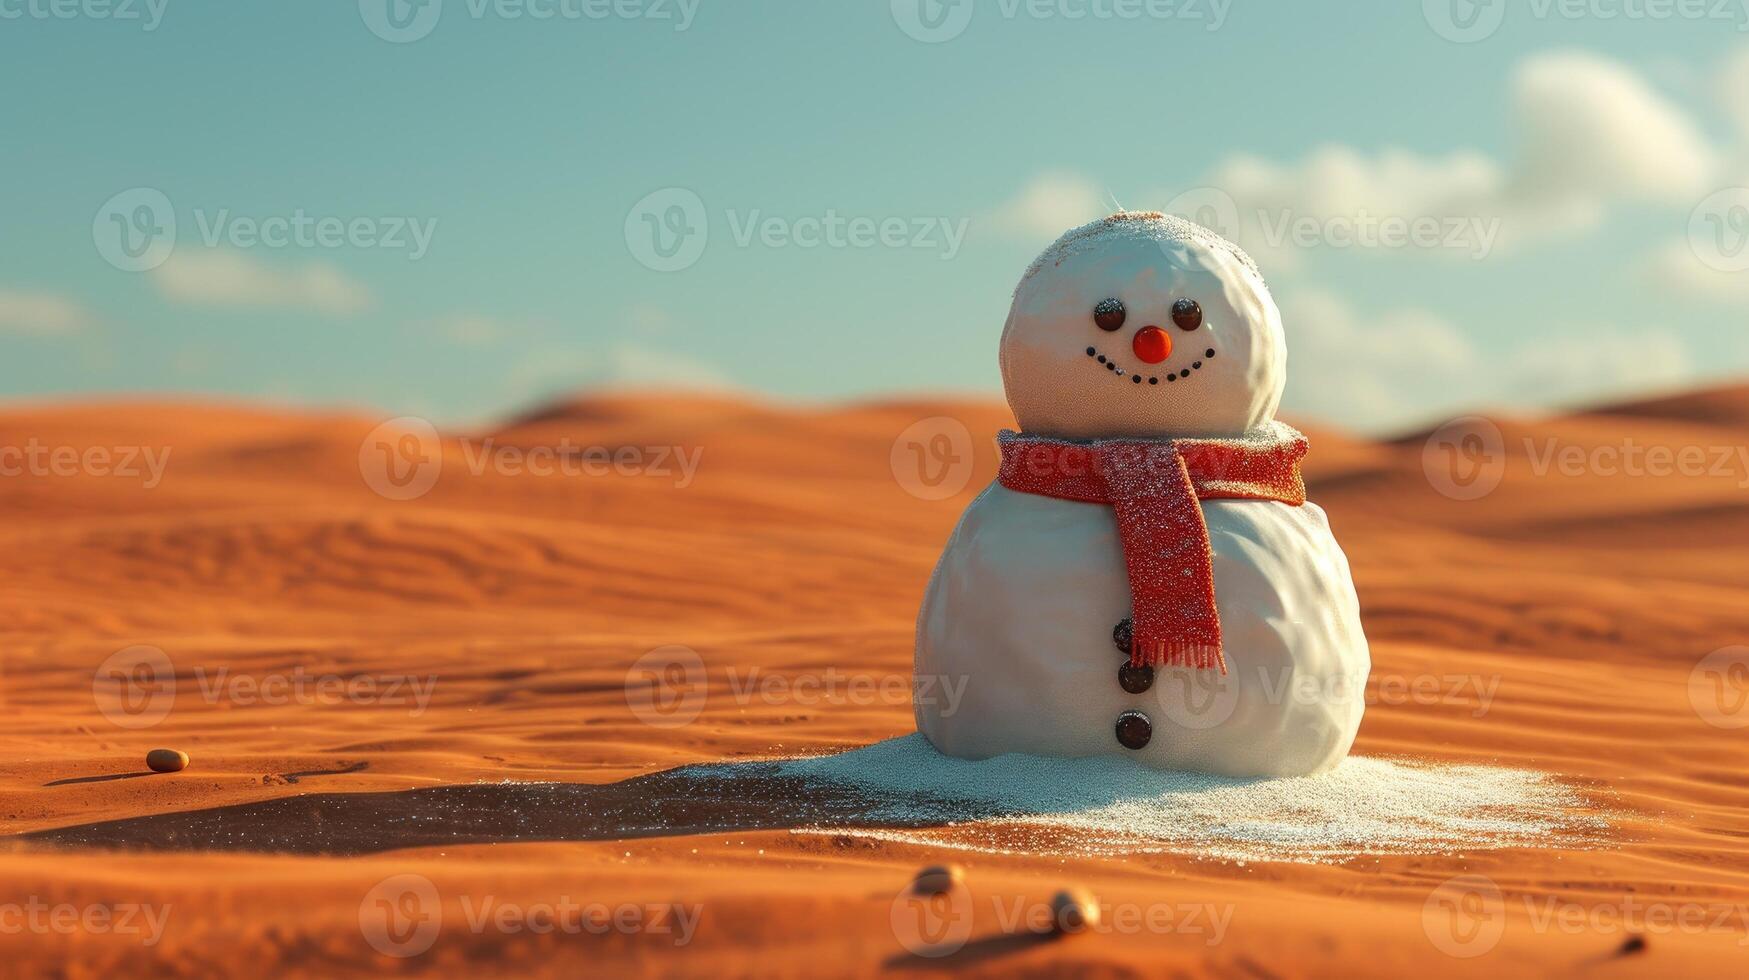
left=1, top=388, right=1747, bottom=977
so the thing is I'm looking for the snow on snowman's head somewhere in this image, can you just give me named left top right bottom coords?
left=999, top=211, right=1285, bottom=440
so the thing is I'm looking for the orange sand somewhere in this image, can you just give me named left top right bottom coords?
left=1, top=389, right=1746, bottom=976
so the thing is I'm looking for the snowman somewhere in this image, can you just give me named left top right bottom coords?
left=914, top=211, right=1370, bottom=778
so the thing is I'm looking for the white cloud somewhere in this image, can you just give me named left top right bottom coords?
left=1648, top=236, right=1749, bottom=305
left=991, top=172, right=1110, bottom=240
left=152, top=249, right=373, bottom=315
left=0, top=288, right=91, bottom=334
left=1220, top=53, right=1711, bottom=262
left=1279, top=289, right=1691, bottom=433
left=1509, top=51, right=1716, bottom=207
left=993, top=51, right=1717, bottom=263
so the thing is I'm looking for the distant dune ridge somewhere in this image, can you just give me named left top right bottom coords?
left=1, top=382, right=1747, bottom=975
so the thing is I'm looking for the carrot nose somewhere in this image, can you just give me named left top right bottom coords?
left=1132, top=326, right=1171, bottom=364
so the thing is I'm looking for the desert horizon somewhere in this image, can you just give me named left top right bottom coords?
left=2, top=378, right=1746, bottom=975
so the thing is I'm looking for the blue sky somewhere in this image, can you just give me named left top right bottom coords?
left=4, top=1, right=1748, bottom=432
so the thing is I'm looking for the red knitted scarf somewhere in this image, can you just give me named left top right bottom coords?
left=996, top=424, right=1310, bottom=674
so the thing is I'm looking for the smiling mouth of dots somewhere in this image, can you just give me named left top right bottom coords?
left=1087, top=344, right=1215, bottom=386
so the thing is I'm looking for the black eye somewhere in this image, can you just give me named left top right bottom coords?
left=1093, top=298, right=1126, bottom=332
left=1171, top=299, right=1202, bottom=331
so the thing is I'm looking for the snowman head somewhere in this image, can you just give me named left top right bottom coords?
left=1000, top=211, right=1285, bottom=440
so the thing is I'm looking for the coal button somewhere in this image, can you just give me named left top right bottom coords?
left=1117, top=662, right=1154, bottom=694
left=1112, top=618, right=1133, bottom=655
left=1114, top=710, right=1152, bottom=750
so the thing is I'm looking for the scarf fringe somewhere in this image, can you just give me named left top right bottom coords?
left=1131, top=639, right=1228, bottom=675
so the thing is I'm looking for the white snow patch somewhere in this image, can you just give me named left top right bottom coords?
left=775, top=735, right=1602, bottom=865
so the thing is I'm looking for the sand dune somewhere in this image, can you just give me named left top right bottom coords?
left=2, top=386, right=1747, bottom=976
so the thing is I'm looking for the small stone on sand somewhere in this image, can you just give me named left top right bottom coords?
left=911, top=863, right=964, bottom=896
left=146, top=749, right=189, bottom=773
left=1048, top=887, right=1100, bottom=935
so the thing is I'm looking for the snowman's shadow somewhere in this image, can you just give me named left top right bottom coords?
left=16, top=735, right=1244, bottom=856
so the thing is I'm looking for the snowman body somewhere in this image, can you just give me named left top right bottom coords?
left=913, top=212, right=1371, bottom=778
